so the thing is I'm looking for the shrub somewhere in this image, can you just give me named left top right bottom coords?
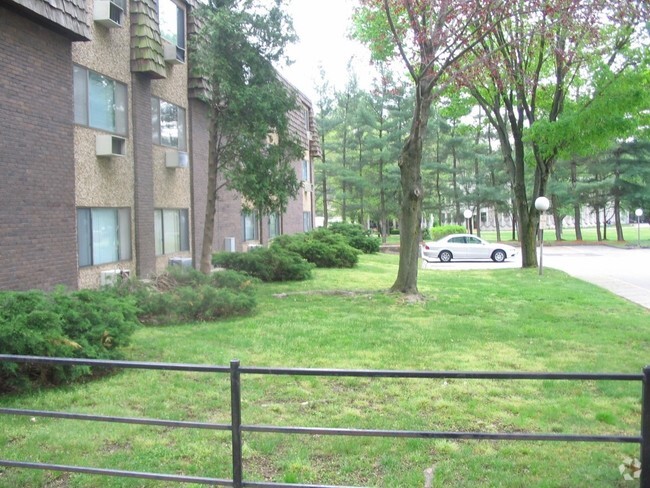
left=430, top=225, right=466, bottom=241
left=390, top=229, right=400, bottom=235
left=328, top=222, right=380, bottom=254
left=112, top=268, right=257, bottom=326
left=212, top=247, right=314, bottom=282
left=271, top=229, right=359, bottom=268
left=0, top=288, right=139, bottom=393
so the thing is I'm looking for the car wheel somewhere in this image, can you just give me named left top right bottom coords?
left=439, top=250, right=453, bottom=262
left=492, top=250, right=507, bottom=262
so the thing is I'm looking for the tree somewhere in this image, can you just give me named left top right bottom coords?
left=191, top=0, right=301, bottom=273
left=314, top=67, right=336, bottom=228
left=355, top=0, right=501, bottom=294
left=461, top=0, right=648, bottom=267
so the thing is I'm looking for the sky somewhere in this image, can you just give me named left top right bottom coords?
left=276, top=0, right=374, bottom=105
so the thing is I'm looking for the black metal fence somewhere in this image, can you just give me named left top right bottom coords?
left=0, top=354, right=648, bottom=487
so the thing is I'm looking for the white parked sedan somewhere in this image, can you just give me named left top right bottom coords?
left=422, top=234, right=518, bottom=263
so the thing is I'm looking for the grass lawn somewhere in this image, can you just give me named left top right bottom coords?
left=1, top=253, right=649, bottom=487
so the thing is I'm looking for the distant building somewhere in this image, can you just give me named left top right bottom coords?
left=0, top=0, right=319, bottom=291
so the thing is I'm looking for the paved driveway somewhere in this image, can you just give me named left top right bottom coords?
left=422, top=245, right=650, bottom=310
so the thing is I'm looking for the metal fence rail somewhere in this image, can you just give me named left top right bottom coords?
left=0, top=355, right=647, bottom=487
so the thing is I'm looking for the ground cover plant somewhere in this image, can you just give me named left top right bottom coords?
left=0, top=288, right=139, bottom=393
left=328, top=222, right=381, bottom=253
left=112, top=267, right=257, bottom=326
left=271, top=229, right=360, bottom=268
left=212, top=246, right=314, bottom=282
left=0, top=253, right=648, bottom=486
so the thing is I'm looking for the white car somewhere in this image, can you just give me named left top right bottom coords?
left=422, top=234, right=518, bottom=263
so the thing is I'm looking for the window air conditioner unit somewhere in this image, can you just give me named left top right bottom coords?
left=96, top=134, right=126, bottom=157
left=163, top=42, right=184, bottom=64
left=100, top=269, right=130, bottom=286
left=165, top=150, right=189, bottom=168
left=303, top=181, right=313, bottom=192
left=94, top=0, right=124, bottom=28
left=169, top=257, right=193, bottom=268
left=224, top=237, right=236, bottom=252
left=247, top=243, right=262, bottom=252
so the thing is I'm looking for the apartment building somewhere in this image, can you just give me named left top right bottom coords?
left=0, top=0, right=319, bottom=291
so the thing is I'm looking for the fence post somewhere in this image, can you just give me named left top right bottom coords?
left=641, top=366, right=650, bottom=488
left=230, top=360, right=243, bottom=488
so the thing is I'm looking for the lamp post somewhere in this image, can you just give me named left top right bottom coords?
left=535, top=197, right=550, bottom=276
left=636, top=208, right=643, bottom=248
left=463, top=209, right=473, bottom=234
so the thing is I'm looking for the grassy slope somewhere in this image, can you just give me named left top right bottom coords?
left=1, top=253, right=649, bottom=487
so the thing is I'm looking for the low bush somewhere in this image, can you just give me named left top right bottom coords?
left=430, top=225, right=466, bottom=241
left=112, top=268, right=257, bottom=326
left=0, top=288, right=139, bottom=393
left=390, top=229, right=400, bottom=235
left=212, top=247, right=314, bottom=282
left=271, top=229, right=359, bottom=268
left=328, top=222, right=380, bottom=254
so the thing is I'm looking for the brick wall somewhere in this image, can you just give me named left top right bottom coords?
left=131, top=73, right=156, bottom=278
left=0, top=7, right=78, bottom=291
left=189, top=99, right=209, bottom=262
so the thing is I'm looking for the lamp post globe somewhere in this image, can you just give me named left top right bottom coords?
left=535, top=196, right=550, bottom=212
left=463, top=209, right=473, bottom=234
left=636, top=208, right=643, bottom=218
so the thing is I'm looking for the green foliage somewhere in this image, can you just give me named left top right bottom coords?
left=0, top=289, right=139, bottom=392
left=421, top=227, right=431, bottom=240
left=112, top=268, right=257, bottom=326
left=271, top=229, right=360, bottom=268
left=192, top=1, right=303, bottom=269
left=430, top=225, right=466, bottom=241
left=212, top=247, right=314, bottom=282
left=328, top=222, right=380, bottom=253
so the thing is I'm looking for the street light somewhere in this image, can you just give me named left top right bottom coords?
left=636, top=208, right=643, bottom=248
left=463, top=209, right=473, bottom=234
left=535, top=197, right=550, bottom=276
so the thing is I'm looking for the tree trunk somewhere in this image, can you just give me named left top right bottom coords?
left=390, top=80, right=433, bottom=295
left=321, top=136, right=329, bottom=228
left=551, top=195, right=562, bottom=241
left=614, top=197, right=624, bottom=241
left=571, top=162, right=583, bottom=240
left=495, top=207, right=501, bottom=241
left=595, top=206, right=602, bottom=241
left=379, top=155, right=387, bottom=243
left=200, top=122, right=219, bottom=274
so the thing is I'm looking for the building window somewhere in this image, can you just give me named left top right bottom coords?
left=303, top=211, right=312, bottom=232
left=301, top=160, right=311, bottom=182
left=152, top=97, right=186, bottom=150
left=154, top=209, right=189, bottom=255
left=77, top=208, right=131, bottom=267
left=159, top=0, right=186, bottom=62
left=242, top=212, right=259, bottom=241
left=269, top=213, right=281, bottom=239
left=73, top=66, right=127, bottom=135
